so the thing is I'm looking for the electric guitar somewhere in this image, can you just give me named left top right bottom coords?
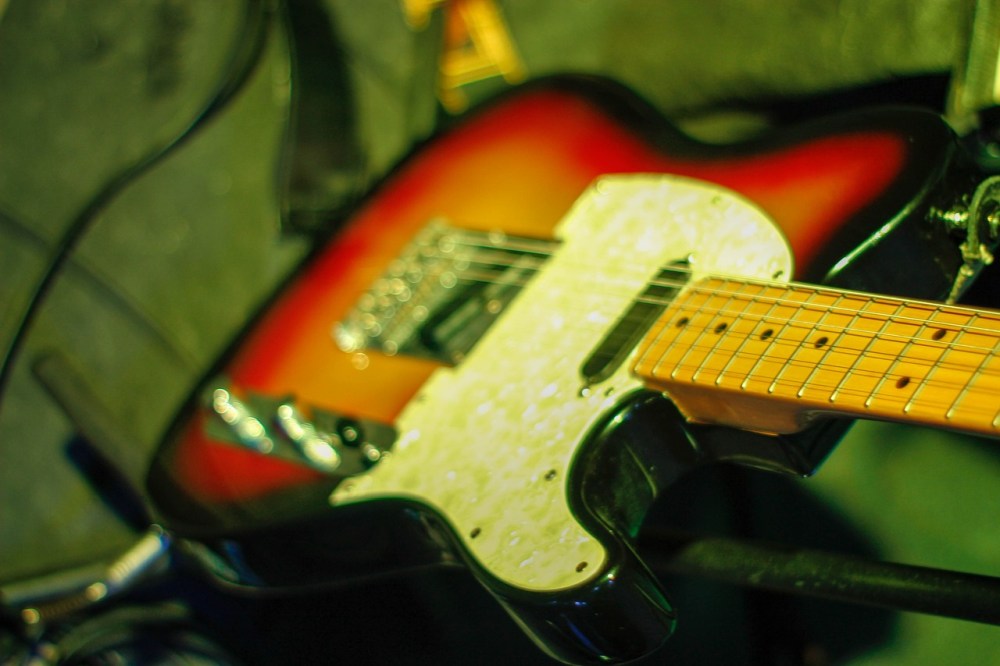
left=147, top=76, right=996, bottom=664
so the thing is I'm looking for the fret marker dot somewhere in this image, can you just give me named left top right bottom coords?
left=714, top=322, right=728, bottom=334
left=760, top=328, right=774, bottom=341
left=676, top=317, right=689, bottom=328
left=814, top=336, right=829, bottom=348
left=932, top=328, right=947, bottom=341
left=896, top=376, right=911, bottom=389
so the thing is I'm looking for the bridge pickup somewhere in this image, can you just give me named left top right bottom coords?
left=580, top=261, right=690, bottom=386
left=334, top=220, right=557, bottom=363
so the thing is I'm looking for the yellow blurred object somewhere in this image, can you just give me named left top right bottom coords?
left=402, top=0, right=526, bottom=112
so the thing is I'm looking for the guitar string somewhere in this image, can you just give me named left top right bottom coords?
left=436, top=231, right=996, bottom=324
left=445, top=243, right=1000, bottom=338
left=439, top=230, right=995, bottom=332
left=406, top=258, right=1000, bottom=415
left=653, top=365, right=998, bottom=419
left=625, top=321, right=1000, bottom=419
left=640, top=327, right=985, bottom=397
left=400, top=261, right=1000, bottom=395
left=443, top=260, right=1000, bottom=358
left=426, top=234, right=1000, bottom=342
left=381, top=232, right=1000, bottom=412
left=596, top=303, right=1000, bottom=399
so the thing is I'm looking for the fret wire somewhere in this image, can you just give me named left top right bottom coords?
left=864, top=311, right=935, bottom=408
left=795, top=293, right=865, bottom=400
left=690, top=281, right=746, bottom=383
left=717, top=284, right=782, bottom=387
left=633, top=274, right=701, bottom=376
left=667, top=281, right=731, bottom=381
left=944, top=317, right=998, bottom=420
left=633, top=313, right=1000, bottom=393
left=668, top=334, right=996, bottom=401
left=653, top=330, right=1000, bottom=414
left=550, top=280, right=1000, bottom=362
left=828, top=299, right=905, bottom=403
left=644, top=284, right=711, bottom=380
left=905, top=311, right=974, bottom=415
left=675, top=363, right=1000, bottom=416
left=635, top=296, right=1000, bottom=369
left=696, top=359, right=994, bottom=406
left=635, top=291, right=1000, bottom=354
left=739, top=286, right=812, bottom=390
left=768, top=291, right=844, bottom=395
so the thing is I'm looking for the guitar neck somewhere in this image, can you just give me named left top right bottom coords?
left=634, top=277, right=1000, bottom=438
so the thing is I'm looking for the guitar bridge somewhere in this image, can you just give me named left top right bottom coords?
left=333, top=220, right=556, bottom=363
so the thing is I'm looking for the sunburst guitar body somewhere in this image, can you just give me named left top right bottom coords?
left=148, top=77, right=984, bottom=664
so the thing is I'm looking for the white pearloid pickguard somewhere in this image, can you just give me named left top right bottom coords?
left=330, top=174, right=793, bottom=592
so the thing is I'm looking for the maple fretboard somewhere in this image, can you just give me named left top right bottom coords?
left=634, top=277, right=1000, bottom=437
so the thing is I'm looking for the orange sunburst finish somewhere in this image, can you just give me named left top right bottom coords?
left=157, top=79, right=944, bottom=508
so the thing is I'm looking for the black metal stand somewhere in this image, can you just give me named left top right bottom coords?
left=641, top=527, right=1000, bottom=626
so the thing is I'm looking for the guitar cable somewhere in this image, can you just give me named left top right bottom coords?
left=0, top=0, right=272, bottom=413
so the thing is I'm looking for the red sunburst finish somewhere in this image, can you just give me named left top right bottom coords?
left=164, top=81, right=917, bottom=506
